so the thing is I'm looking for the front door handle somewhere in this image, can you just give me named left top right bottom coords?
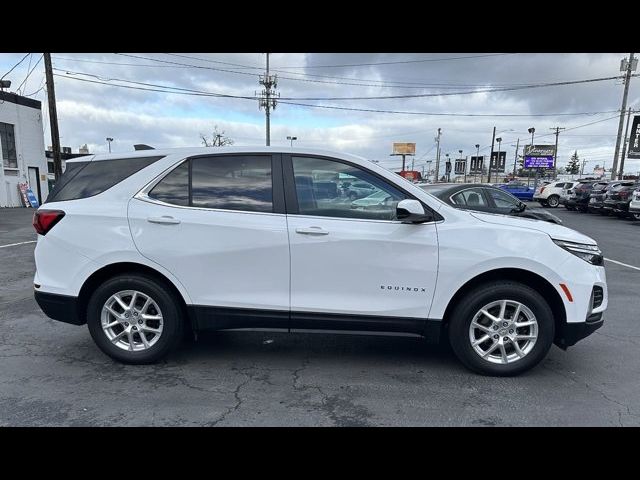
left=147, top=216, right=181, bottom=225
left=295, top=226, right=329, bottom=235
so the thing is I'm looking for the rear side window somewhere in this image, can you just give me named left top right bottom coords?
left=148, top=155, right=274, bottom=213
left=46, top=156, right=164, bottom=203
left=148, top=161, right=189, bottom=206
left=191, top=155, right=272, bottom=212
left=45, top=161, right=90, bottom=202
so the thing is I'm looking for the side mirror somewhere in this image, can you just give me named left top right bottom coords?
left=519, top=202, right=527, bottom=212
left=396, top=199, right=431, bottom=223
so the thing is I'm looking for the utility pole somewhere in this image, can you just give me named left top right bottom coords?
left=550, top=126, right=565, bottom=178
left=487, top=126, right=496, bottom=183
left=611, top=53, right=636, bottom=180
left=581, top=159, right=588, bottom=177
left=512, top=138, right=520, bottom=177
left=434, top=128, right=442, bottom=182
left=258, top=53, right=278, bottom=146
left=618, top=107, right=632, bottom=179
left=44, top=53, right=62, bottom=181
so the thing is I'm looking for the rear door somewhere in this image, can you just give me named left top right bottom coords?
left=128, top=153, right=290, bottom=324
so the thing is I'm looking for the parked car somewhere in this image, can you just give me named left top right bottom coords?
left=558, top=182, right=578, bottom=208
left=33, top=147, right=607, bottom=376
left=341, top=181, right=377, bottom=200
left=588, top=181, right=616, bottom=215
left=534, top=181, right=574, bottom=208
left=419, top=183, right=563, bottom=224
left=603, top=181, right=640, bottom=218
left=629, top=187, right=640, bottom=220
left=498, top=181, right=535, bottom=201
left=565, top=181, right=608, bottom=212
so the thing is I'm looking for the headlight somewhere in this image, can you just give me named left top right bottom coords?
left=553, top=239, right=603, bottom=266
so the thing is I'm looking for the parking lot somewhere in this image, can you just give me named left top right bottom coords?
left=1, top=204, right=639, bottom=426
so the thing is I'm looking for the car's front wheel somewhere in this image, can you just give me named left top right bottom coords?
left=87, top=274, right=184, bottom=364
left=448, top=281, right=554, bottom=376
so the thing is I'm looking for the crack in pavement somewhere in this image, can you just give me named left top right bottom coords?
left=542, top=363, right=639, bottom=426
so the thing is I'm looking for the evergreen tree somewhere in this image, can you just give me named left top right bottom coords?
left=565, top=151, right=580, bottom=174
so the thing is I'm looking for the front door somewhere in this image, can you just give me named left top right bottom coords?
left=128, top=153, right=290, bottom=328
left=284, top=155, right=439, bottom=333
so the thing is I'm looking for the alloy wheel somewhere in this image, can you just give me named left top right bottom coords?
left=101, top=290, right=164, bottom=352
left=468, top=300, right=538, bottom=365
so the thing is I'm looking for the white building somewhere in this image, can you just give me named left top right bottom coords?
left=0, top=90, right=49, bottom=207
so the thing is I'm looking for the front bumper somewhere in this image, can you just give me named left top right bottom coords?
left=604, top=200, right=630, bottom=213
left=556, top=312, right=604, bottom=349
left=34, top=290, right=83, bottom=325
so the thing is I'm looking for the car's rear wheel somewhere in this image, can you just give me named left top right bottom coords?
left=87, top=274, right=184, bottom=364
left=448, top=281, right=554, bottom=376
left=546, top=195, right=559, bottom=208
left=631, top=212, right=640, bottom=221
left=565, top=205, right=576, bottom=211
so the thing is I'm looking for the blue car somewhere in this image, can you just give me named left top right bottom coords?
left=498, top=182, right=536, bottom=201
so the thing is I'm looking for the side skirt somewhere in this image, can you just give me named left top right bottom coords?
left=187, top=306, right=442, bottom=343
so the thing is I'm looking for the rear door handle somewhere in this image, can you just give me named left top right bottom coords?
left=147, top=216, right=181, bottom=225
left=295, top=226, right=329, bottom=235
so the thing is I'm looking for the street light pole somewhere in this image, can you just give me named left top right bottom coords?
left=475, top=143, right=480, bottom=183
left=512, top=138, right=520, bottom=177
left=458, top=149, right=465, bottom=183
left=495, top=137, right=502, bottom=183
left=286, top=135, right=297, bottom=147
left=488, top=127, right=496, bottom=183
left=106, top=137, right=113, bottom=153
left=528, top=127, right=536, bottom=187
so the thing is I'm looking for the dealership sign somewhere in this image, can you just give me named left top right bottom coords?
left=490, top=151, right=506, bottom=172
left=392, top=142, right=416, bottom=155
left=523, top=144, right=556, bottom=168
left=629, top=115, right=640, bottom=159
left=454, top=159, right=467, bottom=175
left=469, top=156, right=484, bottom=173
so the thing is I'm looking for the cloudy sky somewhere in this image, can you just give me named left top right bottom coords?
left=1, top=52, right=639, bottom=176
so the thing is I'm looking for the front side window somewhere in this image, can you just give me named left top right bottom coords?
left=451, top=188, right=488, bottom=207
left=191, top=155, right=273, bottom=212
left=0, top=122, right=18, bottom=169
left=488, top=188, right=519, bottom=209
left=291, top=156, right=408, bottom=220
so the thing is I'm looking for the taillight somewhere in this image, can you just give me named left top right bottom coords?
left=619, top=191, right=629, bottom=199
left=33, top=209, right=65, bottom=235
left=540, top=187, right=545, bottom=194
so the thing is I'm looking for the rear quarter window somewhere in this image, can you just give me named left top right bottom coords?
left=46, top=156, right=165, bottom=203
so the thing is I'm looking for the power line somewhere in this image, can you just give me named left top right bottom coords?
left=16, top=54, right=44, bottom=94
left=272, top=53, right=520, bottom=69
left=1, top=53, right=31, bottom=80
left=53, top=68, right=622, bottom=117
left=275, top=75, right=624, bottom=101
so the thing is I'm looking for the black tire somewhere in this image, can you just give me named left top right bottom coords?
left=631, top=212, right=640, bottom=221
left=600, top=209, right=609, bottom=216
left=546, top=195, right=559, bottom=208
left=539, top=201, right=548, bottom=207
left=565, top=206, right=576, bottom=211
left=448, top=281, right=554, bottom=376
left=86, top=273, right=184, bottom=364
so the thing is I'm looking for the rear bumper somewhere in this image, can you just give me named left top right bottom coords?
left=555, top=312, right=604, bottom=349
left=34, top=290, right=83, bottom=325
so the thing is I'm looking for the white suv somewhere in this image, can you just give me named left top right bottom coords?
left=32, top=147, right=608, bottom=376
left=534, top=181, right=573, bottom=208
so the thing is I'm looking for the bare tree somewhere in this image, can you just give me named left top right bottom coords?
left=200, top=125, right=234, bottom=147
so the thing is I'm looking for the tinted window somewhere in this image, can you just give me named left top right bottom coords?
left=46, top=156, right=164, bottom=203
left=149, top=161, right=189, bottom=206
left=191, top=155, right=272, bottom=212
left=292, top=156, right=407, bottom=220
left=488, top=188, right=519, bottom=208
left=451, top=188, right=488, bottom=207
left=45, top=161, right=90, bottom=202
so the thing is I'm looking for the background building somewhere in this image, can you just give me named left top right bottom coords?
left=0, top=90, right=48, bottom=207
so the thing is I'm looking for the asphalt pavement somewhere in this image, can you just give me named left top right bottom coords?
left=1, top=205, right=639, bottom=426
